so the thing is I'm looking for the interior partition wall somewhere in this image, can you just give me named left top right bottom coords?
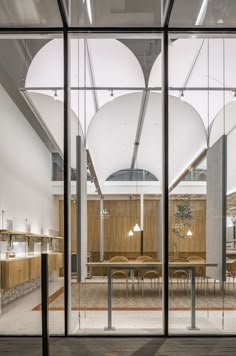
left=0, top=0, right=236, bottom=337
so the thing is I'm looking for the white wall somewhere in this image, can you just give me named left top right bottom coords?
left=0, top=84, right=58, bottom=234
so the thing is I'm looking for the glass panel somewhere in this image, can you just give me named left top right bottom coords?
left=170, top=0, right=236, bottom=28
left=0, top=0, right=62, bottom=27
left=168, top=33, right=236, bottom=334
left=70, top=0, right=162, bottom=27
left=0, top=34, right=64, bottom=334
left=68, top=34, right=163, bottom=334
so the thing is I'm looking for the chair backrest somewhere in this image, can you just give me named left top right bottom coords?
left=187, top=255, right=204, bottom=262
left=228, top=260, right=236, bottom=273
left=110, top=256, right=128, bottom=263
left=136, top=255, right=152, bottom=262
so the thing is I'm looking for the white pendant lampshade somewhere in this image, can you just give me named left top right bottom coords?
left=133, top=223, right=141, bottom=232
left=128, top=230, right=134, bottom=237
left=187, top=229, right=192, bottom=237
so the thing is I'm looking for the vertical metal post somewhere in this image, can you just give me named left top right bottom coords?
left=76, top=135, right=81, bottom=282
left=162, top=28, right=169, bottom=336
left=105, top=267, right=114, bottom=330
left=41, top=253, right=49, bottom=356
left=63, top=30, right=71, bottom=336
left=140, top=193, right=144, bottom=256
left=191, top=267, right=196, bottom=329
left=100, top=198, right=104, bottom=261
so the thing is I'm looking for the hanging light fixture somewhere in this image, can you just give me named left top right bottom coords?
left=187, top=229, right=193, bottom=237
left=133, top=223, right=141, bottom=232
left=180, top=90, right=184, bottom=100
left=133, top=163, right=141, bottom=232
left=128, top=195, right=134, bottom=237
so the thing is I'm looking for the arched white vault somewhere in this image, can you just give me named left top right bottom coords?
left=25, top=38, right=236, bottom=192
left=149, top=38, right=236, bottom=130
left=87, top=92, right=207, bottom=187
left=26, top=38, right=145, bottom=135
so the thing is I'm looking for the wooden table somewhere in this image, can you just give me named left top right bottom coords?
left=87, top=261, right=217, bottom=331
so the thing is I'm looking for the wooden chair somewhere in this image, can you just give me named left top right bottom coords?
left=187, top=255, right=205, bottom=290
left=226, top=260, right=236, bottom=291
left=135, top=255, right=152, bottom=286
left=140, top=258, right=161, bottom=297
left=110, top=256, right=129, bottom=295
left=169, top=257, right=190, bottom=296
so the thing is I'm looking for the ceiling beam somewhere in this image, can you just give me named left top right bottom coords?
left=85, top=39, right=99, bottom=112
left=130, top=90, right=150, bottom=170
left=162, top=0, right=175, bottom=27
left=20, top=90, right=63, bottom=154
left=87, top=149, right=102, bottom=198
left=169, top=148, right=208, bottom=192
left=178, top=39, right=205, bottom=98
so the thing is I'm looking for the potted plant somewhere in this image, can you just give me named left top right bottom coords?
left=172, top=202, right=193, bottom=257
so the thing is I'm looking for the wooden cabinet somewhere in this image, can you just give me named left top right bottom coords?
left=48, top=254, right=55, bottom=273
left=55, top=253, right=64, bottom=270
left=1, top=253, right=64, bottom=289
left=1, top=259, right=30, bottom=289
left=29, top=256, right=41, bottom=280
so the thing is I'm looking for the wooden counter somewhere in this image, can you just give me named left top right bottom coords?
left=1, top=253, right=64, bottom=289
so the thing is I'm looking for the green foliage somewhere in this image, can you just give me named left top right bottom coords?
left=172, top=202, right=193, bottom=239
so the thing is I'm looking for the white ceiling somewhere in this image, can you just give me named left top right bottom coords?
left=25, top=37, right=236, bottom=194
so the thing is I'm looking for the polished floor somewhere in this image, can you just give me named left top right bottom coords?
left=1, top=337, right=236, bottom=355
left=1, top=277, right=236, bottom=335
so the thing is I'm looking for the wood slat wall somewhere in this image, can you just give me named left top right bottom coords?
left=59, top=198, right=206, bottom=257
left=169, top=199, right=206, bottom=255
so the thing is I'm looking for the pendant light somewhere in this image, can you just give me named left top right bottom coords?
left=187, top=229, right=192, bottom=237
left=133, top=165, right=141, bottom=232
left=133, top=223, right=141, bottom=232
left=128, top=195, right=134, bottom=237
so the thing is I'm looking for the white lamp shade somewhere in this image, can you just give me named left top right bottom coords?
left=187, top=229, right=193, bottom=237
left=128, top=230, right=134, bottom=237
left=133, top=223, right=141, bottom=232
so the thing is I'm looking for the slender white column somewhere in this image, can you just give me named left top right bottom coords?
left=140, top=193, right=144, bottom=230
left=100, top=198, right=104, bottom=261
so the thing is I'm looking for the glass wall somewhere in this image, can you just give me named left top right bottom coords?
left=0, top=33, right=64, bottom=334
left=68, top=33, right=163, bottom=334
left=0, top=0, right=236, bottom=338
left=168, top=33, right=236, bottom=334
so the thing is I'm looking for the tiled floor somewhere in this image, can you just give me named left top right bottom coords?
left=0, top=277, right=236, bottom=335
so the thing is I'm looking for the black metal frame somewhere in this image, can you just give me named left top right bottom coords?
left=0, top=0, right=235, bottom=338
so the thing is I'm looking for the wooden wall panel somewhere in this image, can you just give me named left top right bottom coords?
left=59, top=198, right=206, bottom=258
left=169, top=199, right=206, bottom=255
left=87, top=200, right=100, bottom=252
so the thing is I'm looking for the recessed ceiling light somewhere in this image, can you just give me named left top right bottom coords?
left=217, top=19, right=224, bottom=24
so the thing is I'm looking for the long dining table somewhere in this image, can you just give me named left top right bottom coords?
left=87, top=260, right=217, bottom=331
